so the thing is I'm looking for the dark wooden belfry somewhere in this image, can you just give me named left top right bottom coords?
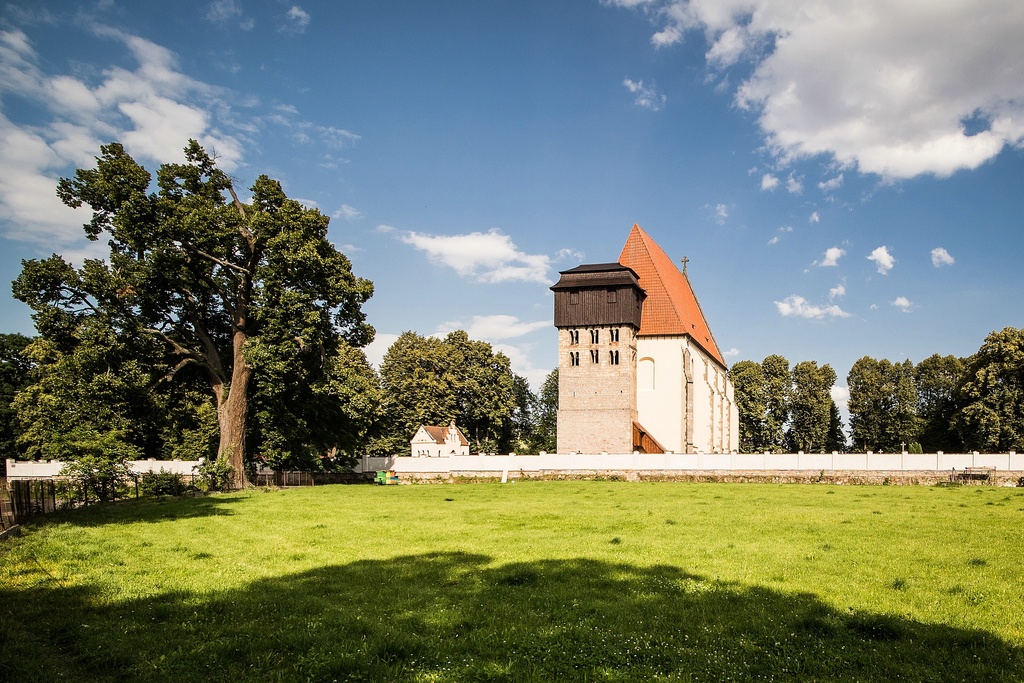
left=550, top=263, right=644, bottom=330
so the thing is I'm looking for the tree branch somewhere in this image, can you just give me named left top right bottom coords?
left=185, top=245, right=251, bottom=276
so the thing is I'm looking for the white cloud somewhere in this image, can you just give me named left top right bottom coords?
left=830, top=385, right=850, bottom=412
left=436, top=314, right=549, bottom=341
left=282, top=6, right=311, bottom=33
left=891, top=296, right=913, bottom=312
left=818, top=174, right=844, bottom=193
left=613, top=0, right=1024, bottom=180
left=760, top=173, right=780, bottom=191
left=0, top=26, right=247, bottom=249
left=829, top=284, right=846, bottom=301
left=931, top=247, right=955, bottom=267
left=398, top=228, right=553, bottom=284
left=723, top=347, right=740, bottom=358
left=556, top=247, right=585, bottom=262
left=819, top=246, right=845, bottom=267
left=767, top=225, right=791, bottom=245
left=786, top=173, right=803, bottom=194
left=775, top=294, right=851, bottom=319
left=867, top=246, right=895, bottom=274
left=714, top=203, right=728, bottom=225
left=333, top=204, right=362, bottom=221
left=207, top=0, right=250, bottom=28
left=809, top=211, right=820, bottom=223
left=623, top=78, right=666, bottom=111
left=362, top=333, right=400, bottom=369
left=0, top=22, right=354, bottom=254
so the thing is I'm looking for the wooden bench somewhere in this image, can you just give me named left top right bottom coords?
left=951, top=467, right=995, bottom=485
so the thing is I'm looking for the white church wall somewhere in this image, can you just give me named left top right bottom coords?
left=635, top=337, right=685, bottom=453
left=635, top=336, right=738, bottom=454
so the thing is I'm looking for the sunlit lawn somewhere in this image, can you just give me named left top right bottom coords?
left=2, top=480, right=1023, bottom=681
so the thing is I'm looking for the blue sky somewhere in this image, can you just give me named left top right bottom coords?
left=1, top=0, right=1023, bottom=417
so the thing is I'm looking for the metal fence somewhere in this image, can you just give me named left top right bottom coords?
left=1, top=478, right=59, bottom=530
left=253, top=470, right=370, bottom=487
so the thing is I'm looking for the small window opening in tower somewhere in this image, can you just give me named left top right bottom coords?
left=570, top=351, right=580, bottom=366
left=610, top=328, right=619, bottom=342
left=607, top=289, right=617, bottom=303
left=569, top=329, right=579, bottom=345
left=609, top=350, right=619, bottom=365
left=569, top=291, right=580, bottom=305
left=590, top=349, right=600, bottom=363
left=590, top=329, right=599, bottom=344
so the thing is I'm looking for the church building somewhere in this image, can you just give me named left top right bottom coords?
left=551, top=224, right=738, bottom=454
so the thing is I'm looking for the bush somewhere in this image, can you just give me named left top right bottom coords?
left=60, top=453, right=136, bottom=503
left=140, top=469, right=187, bottom=497
left=195, top=459, right=234, bottom=492
left=909, top=442, right=923, bottom=454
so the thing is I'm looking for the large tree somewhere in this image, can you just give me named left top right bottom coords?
left=915, top=353, right=965, bottom=452
left=787, top=361, right=836, bottom=453
left=847, top=357, right=920, bottom=452
left=729, top=355, right=790, bottom=452
left=373, top=330, right=520, bottom=455
left=953, top=327, right=1024, bottom=452
left=13, top=141, right=374, bottom=486
left=0, top=333, right=33, bottom=464
left=530, top=368, right=558, bottom=454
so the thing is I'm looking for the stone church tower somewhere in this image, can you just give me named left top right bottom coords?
left=552, top=224, right=738, bottom=454
left=550, top=263, right=646, bottom=454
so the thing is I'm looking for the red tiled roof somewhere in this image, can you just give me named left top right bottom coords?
left=617, top=223, right=727, bottom=368
left=422, top=424, right=469, bottom=447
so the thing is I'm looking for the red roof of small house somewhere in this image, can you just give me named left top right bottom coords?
left=618, top=223, right=727, bottom=368
left=421, top=424, right=469, bottom=447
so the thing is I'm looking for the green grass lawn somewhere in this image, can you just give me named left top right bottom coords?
left=2, top=480, right=1023, bottom=681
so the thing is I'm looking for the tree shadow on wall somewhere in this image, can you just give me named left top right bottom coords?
left=3, top=551, right=1022, bottom=682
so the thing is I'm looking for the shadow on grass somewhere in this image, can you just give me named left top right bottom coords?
left=30, top=492, right=243, bottom=528
left=2, top=552, right=1021, bottom=682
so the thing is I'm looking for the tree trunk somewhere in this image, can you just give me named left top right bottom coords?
left=217, top=329, right=252, bottom=489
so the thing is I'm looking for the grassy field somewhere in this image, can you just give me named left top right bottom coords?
left=1, top=480, right=1023, bottom=681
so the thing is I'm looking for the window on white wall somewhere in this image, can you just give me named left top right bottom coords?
left=639, top=357, right=655, bottom=391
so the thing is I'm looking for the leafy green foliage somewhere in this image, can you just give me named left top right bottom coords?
left=729, top=355, right=792, bottom=452
left=916, top=354, right=966, bottom=452
left=953, top=327, right=1024, bottom=451
left=826, top=400, right=847, bottom=452
left=194, top=458, right=234, bottom=492
left=847, top=357, right=921, bottom=452
left=11, top=318, right=169, bottom=462
left=58, top=447, right=136, bottom=502
left=139, top=469, right=188, bottom=497
left=0, top=332, right=32, bottom=461
left=787, top=361, right=837, bottom=453
left=372, top=330, right=520, bottom=454
left=13, top=140, right=374, bottom=483
left=530, top=368, right=558, bottom=453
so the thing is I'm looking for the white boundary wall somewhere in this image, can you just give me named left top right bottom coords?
left=5, top=459, right=202, bottom=479
left=358, top=451, right=1024, bottom=475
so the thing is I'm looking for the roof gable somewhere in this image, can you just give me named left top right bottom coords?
left=416, top=423, right=470, bottom=447
left=617, top=223, right=727, bottom=367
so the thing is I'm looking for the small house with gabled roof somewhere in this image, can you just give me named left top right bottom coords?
left=410, top=421, right=470, bottom=457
